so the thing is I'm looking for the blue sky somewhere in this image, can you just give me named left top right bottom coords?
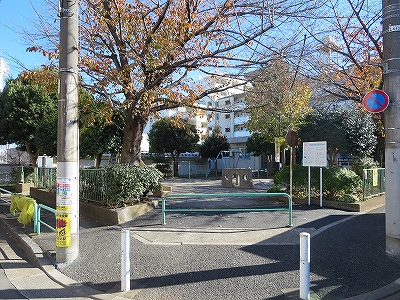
left=0, top=0, right=50, bottom=82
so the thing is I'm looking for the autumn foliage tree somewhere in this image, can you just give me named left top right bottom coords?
left=29, top=0, right=320, bottom=166
left=295, top=1, right=382, bottom=101
left=298, top=1, right=384, bottom=162
left=245, top=59, right=312, bottom=143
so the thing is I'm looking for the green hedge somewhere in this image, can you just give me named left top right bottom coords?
left=103, top=164, right=163, bottom=208
left=274, top=164, right=362, bottom=201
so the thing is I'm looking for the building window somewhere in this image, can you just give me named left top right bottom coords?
left=225, top=114, right=230, bottom=119
left=239, top=148, right=250, bottom=160
left=225, top=128, right=231, bottom=133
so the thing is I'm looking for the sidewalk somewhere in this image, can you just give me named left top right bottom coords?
left=1, top=178, right=400, bottom=299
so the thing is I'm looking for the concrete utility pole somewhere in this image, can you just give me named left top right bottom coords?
left=0, top=57, right=9, bottom=93
left=56, top=0, right=79, bottom=263
left=383, top=0, right=400, bottom=258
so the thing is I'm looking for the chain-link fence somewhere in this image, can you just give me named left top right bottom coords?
left=362, top=168, right=385, bottom=201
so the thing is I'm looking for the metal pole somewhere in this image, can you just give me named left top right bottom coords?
left=121, top=228, right=131, bottom=292
left=382, top=0, right=400, bottom=257
left=319, top=168, right=322, bottom=207
left=308, top=166, right=311, bottom=205
left=56, top=0, right=80, bottom=263
left=290, top=146, right=293, bottom=197
left=300, top=232, right=310, bottom=300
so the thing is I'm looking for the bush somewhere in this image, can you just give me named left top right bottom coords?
left=103, top=164, right=163, bottom=208
left=338, top=194, right=360, bottom=203
left=351, top=157, right=379, bottom=178
left=274, top=164, right=362, bottom=201
left=322, top=167, right=361, bottom=199
left=267, top=185, right=283, bottom=193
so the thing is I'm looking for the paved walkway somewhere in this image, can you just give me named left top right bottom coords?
left=1, top=178, right=400, bottom=299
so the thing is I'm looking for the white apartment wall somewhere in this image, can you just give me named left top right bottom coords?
left=141, top=75, right=270, bottom=176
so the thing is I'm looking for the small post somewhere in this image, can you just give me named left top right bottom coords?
left=121, top=228, right=130, bottom=292
left=162, top=197, right=166, bottom=225
left=300, top=232, right=310, bottom=300
left=33, top=203, right=38, bottom=233
left=37, top=206, right=42, bottom=234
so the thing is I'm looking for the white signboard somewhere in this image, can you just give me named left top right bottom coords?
left=303, top=141, right=327, bottom=167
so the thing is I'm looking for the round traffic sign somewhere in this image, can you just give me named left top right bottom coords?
left=286, top=130, right=298, bottom=147
left=363, top=90, right=389, bottom=113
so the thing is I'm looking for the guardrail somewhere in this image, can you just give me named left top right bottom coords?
left=34, top=204, right=56, bottom=234
left=1, top=187, right=55, bottom=234
left=0, top=187, right=12, bottom=204
left=162, top=192, right=293, bottom=227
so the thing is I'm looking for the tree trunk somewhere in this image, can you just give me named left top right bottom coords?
left=172, top=151, right=179, bottom=177
left=25, top=142, right=38, bottom=167
left=95, top=153, right=102, bottom=168
left=120, top=107, right=148, bottom=165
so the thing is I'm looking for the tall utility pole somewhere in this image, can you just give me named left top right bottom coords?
left=383, top=0, right=400, bottom=258
left=56, top=0, right=79, bottom=263
left=0, top=57, right=9, bottom=93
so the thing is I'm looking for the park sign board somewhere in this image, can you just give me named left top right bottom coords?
left=303, top=141, right=327, bottom=167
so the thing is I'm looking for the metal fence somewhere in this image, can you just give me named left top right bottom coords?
left=34, top=168, right=57, bottom=191
left=32, top=166, right=386, bottom=203
left=79, top=169, right=105, bottom=204
left=34, top=167, right=106, bottom=204
left=362, top=168, right=385, bottom=201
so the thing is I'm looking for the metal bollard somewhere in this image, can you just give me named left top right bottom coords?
left=121, top=228, right=130, bottom=292
left=300, top=232, right=310, bottom=299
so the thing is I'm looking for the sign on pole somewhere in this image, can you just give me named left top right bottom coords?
left=303, top=141, right=327, bottom=167
left=303, top=141, right=327, bottom=207
left=363, top=89, right=389, bottom=113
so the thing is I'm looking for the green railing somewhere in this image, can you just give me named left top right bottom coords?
left=79, top=169, right=105, bottom=204
left=363, top=168, right=385, bottom=201
left=162, top=192, right=293, bottom=227
left=0, top=187, right=12, bottom=204
left=34, top=168, right=57, bottom=191
left=34, top=168, right=106, bottom=204
left=34, top=203, right=56, bottom=234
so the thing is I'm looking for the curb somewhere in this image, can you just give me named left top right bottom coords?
left=342, top=278, right=400, bottom=300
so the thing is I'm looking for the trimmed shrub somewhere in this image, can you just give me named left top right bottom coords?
left=103, top=164, right=163, bottom=208
left=274, top=164, right=362, bottom=201
left=351, top=157, right=379, bottom=178
left=267, top=185, right=283, bottom=193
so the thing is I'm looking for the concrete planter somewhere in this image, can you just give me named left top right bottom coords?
left=30, top=187, right=154, bottom=225
left=277, top=194, right=385, bottom=212
left=15, top=182, right=34, bottom=194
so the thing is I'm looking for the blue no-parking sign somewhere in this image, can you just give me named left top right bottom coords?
left=363, top=90, right=389, bottom=113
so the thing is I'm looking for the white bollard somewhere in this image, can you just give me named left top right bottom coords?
left=300, top=232, right=310, bottom=300
left=121, top=228, right=130, bottom=292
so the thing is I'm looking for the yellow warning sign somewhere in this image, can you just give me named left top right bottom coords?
left=373, top=169, right=378, bottom=187
left=56, top=212, right=71, bottom=247
left=56, top=205, right=71, bottom=211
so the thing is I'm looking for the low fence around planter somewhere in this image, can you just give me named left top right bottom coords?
left=34, top=167, right=106, bottom=204
left=32, top=167, right=386, bottom=204
left=362, top=168, right=385, bottom=201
